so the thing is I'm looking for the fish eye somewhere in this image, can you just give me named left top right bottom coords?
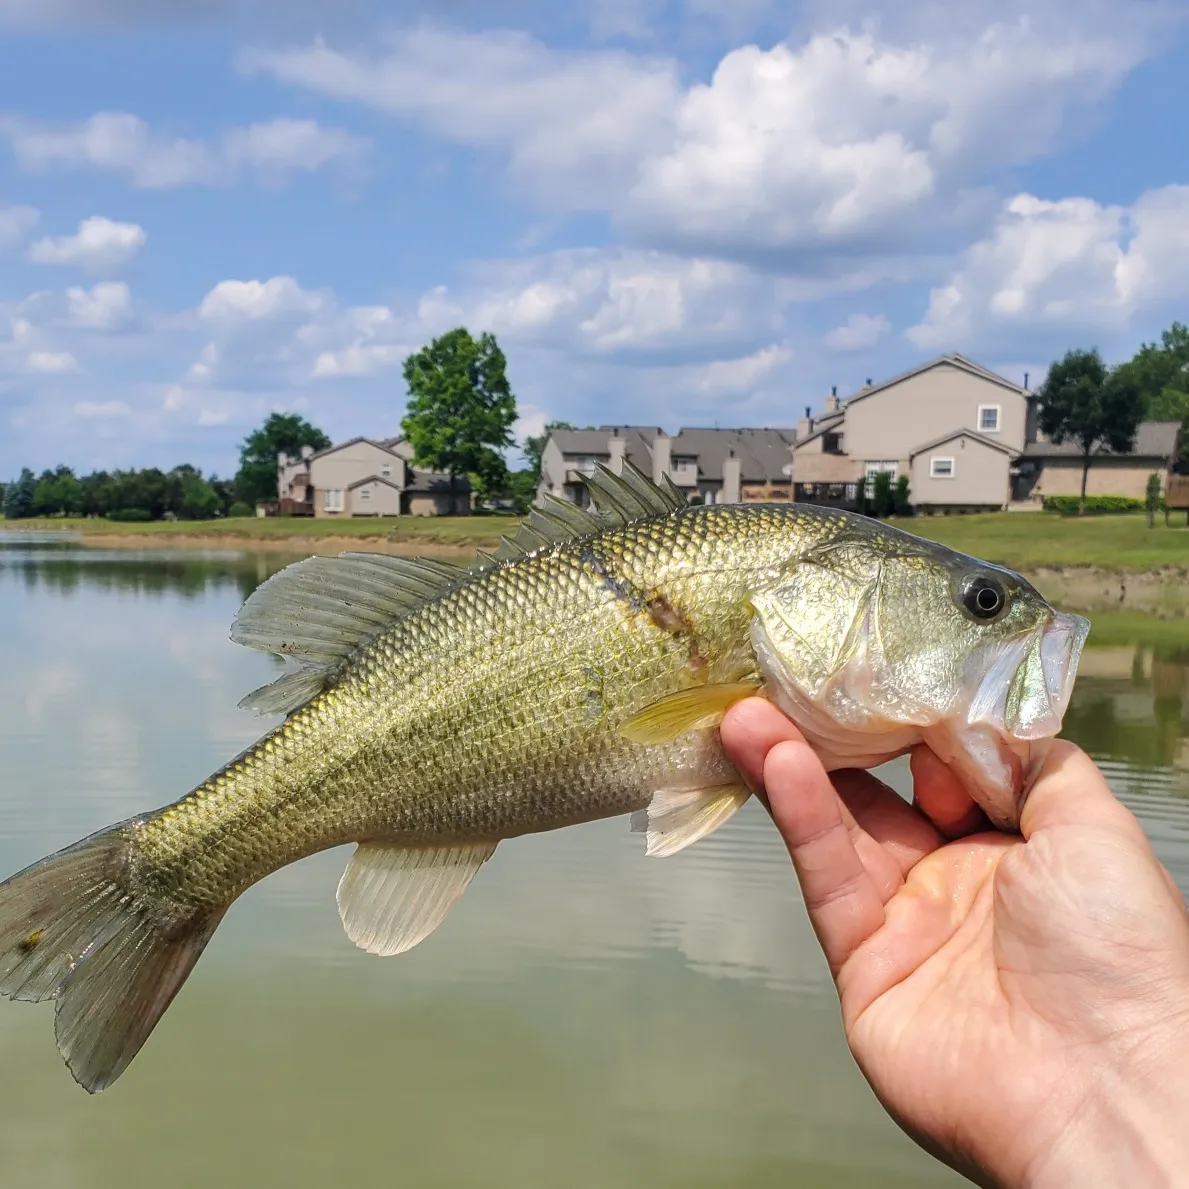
left=961, top=574, right=1008, bottom=622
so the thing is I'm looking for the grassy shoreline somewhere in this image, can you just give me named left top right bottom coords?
left=5, top=509, right=1189, bottom=570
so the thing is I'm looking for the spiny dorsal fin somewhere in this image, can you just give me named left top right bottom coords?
left=231, top=552, right=470, bottom=714
left=580, top=460, right=685, bottom=526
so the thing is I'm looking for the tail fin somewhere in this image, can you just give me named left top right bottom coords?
left=0, top=819, right=224, bottom=1093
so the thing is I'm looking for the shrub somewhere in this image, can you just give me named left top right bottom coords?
left=227, top=501, right=254, bottom=518
left=1042, top=495, right=1145, bottom=516
left=106, top=507, right=154, bottom=522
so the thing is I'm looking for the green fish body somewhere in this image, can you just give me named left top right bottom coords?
left=0, top=464, right=1089, bottom=1092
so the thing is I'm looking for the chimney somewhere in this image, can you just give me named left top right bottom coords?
left=865, top=378, right=873, bottom=386
left=652, top=431, right=671, bottom=486
left=608, top=434, right=627, bottom=474
left=824, top=391, right=840, bottom=414
left=796, top=405, right=813, bottom=440
left=722, top=449, right=742, bottom=505
left=277, top=451, right=288, bottom=467
left=1023, top=372, right=1030, bottom=390
left=301, top=444, right=314, bottom=460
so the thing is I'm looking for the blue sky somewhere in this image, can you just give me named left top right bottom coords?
left=1, top=0, right=1187, bottom=480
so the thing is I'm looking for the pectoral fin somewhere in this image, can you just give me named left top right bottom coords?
left=631, top=784, right=751, bottom=857
left=619, top=681, right=760, bottom=745
left=336, top=841, right=497, bottom=957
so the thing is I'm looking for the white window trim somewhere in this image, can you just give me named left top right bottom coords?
left=930, top=455, right=956, bottom=479
left=977, top=404, right=1001, bottom=433
left=324, top=488, right=344, bottom=512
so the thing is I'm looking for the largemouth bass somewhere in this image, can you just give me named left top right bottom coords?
left=0, top=463, right=1088, bottom=1092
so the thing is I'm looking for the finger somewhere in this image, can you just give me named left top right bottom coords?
left=910, top=746, right=991, bottom=839
left=763, top=738, right=887, bottom=975
left=832, top=768, right=944, bottom=877
left=1019, top=740, right=1149, bottom=843
left=719, top=697, right=798, bottom=802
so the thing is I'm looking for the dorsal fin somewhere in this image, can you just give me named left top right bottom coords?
left=232, top=463, right=687, bottom=715
left=232, top=552, right=470, bottom=714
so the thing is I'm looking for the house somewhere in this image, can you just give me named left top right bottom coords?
left=537, top=425, right=797, bottom=507
left=792, top=355, right=1033, bottom=513
left=1014, top=421, right=1181, bottom=502
left=275, top=436, right=471, bottom=517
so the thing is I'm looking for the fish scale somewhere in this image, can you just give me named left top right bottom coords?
left=0, top=464, right=1086, bottom=1093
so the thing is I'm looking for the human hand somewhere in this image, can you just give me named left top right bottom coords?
left=720, top=698, right=1189, bottom=1189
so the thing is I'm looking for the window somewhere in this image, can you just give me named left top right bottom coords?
left=381, top=464, right=392, bottom=477
left=359, top=488, right=371, bottom=501
left=978, top=404, right=1001, bottom=432
left=864, top=460, right=897, bottom=495
left=930, top=456, right=955, bottom=479
left=324, top=489, right=344, bottom=512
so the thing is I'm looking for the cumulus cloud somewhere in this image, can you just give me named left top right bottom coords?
left=908, top=186, right=1189, bottom=349
left=1, top=113, right=369, bottom=189
left=826, top=313, right=890, bottom=351
left=0, top=203, right=38, bottom=249
left=73, top=399, right=130, bottom=417
left=30, top=216, right=146, bottom=271
left=26, top=350, right=78, bottom=372
left=66, top=281, right=136, bottom=329
left=198, top=275, right=327, bottom=322
left=250, top=20, right=1152, bottom=258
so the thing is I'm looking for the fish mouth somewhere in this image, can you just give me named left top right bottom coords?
left=932, top=610, right=1091, bottom=829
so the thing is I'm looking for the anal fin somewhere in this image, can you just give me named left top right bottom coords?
left=631, top=784, right=751, bottom=858
left=619, top=681, right=760, bottom=745
left=336, top=841, right=496, bottom=957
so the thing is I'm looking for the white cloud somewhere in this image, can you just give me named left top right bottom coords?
left=0, top=203, right=38, bottom=249
left=251, top=21, right=1151, bottom=257
left=66, top=281, right=135, bottom=329
left=185, top=341, right=219, bottom=380
left=687, top=344, right=792, bottom=392
left=825, top=312, right=890, bottom=351
left=73, top=399, right=130, bottom=417
left=198, top=275, right=326, bottom=322
left=30, top=216, right=146, bottom=271
left=1, top=112, right=368, bottom=189
left=26, top=350, right=77, bottom=372
left=908, top=186, right=1189, bottom=349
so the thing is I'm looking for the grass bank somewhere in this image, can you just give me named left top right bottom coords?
left=6, top=509, right=1189, bottom=570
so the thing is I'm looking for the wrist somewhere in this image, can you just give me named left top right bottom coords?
left=1024, top=1030, right=1189, bottom=1189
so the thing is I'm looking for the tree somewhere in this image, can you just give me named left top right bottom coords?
left=1037, top=348, right=1144, bottom=514
left=236, top=413, right=332, bottom=507
left=32, top=466, right=83, bottom=516
left=893, top=474, right=912, bottom=516
left=401, top=328, right=517, bottom=514
left=3, top=468, right=36, bottom=519
left=1115, top=323, right=1189, bottom=469
left=1146, top=473, right=1164, bottom=529
left=872, top=470, right=895, bottom=518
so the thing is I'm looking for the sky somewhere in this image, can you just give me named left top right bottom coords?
left=1, top=0, right=1187, bottom=480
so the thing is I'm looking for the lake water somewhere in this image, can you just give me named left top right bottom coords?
left=1, top=533, right=1188, bottom=1189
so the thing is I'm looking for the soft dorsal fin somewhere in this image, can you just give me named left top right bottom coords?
left=232, top=462, right=687, bottom=715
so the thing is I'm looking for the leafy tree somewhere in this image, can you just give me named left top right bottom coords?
left=401, top=327, right=517, bottom=514
left=32, top=466, right=84, bottom=516
left=3, top=468, right=36, bottom=519
left=178, top=473, right=221, bottom=519
left=871, top=470, right=895, bottom=518
left=506, top=470, right=539, bottom=515
left=1037, top=348, right=1144, bottom=514
left=1115, top=323, right=1189, bottom=468
left=0, top=480, right=5, bottom=509
left=523, top=420, right=576, bottom=481
left=1146, top=472, right=1164, bottom=529
left=236, top=413, right=332, bottom=507
left=893, top=474, right=912, bottom=516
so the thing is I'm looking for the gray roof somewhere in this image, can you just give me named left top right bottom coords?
left=909, top=428, right=1018, bottom=459
left=670, top=427, right=796, bottom=482
left=308, top=436, right=405, bottom=463
left=1022, top=421, right=1181, bottom=460
left=346, top=474, right=404, bottom=493
left=550, top=426, right=658, bottom=473
left=405, top=469, right=472, bottom=493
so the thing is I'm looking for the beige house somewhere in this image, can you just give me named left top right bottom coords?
left=792, top=355, right=1033, bottom=512
left=275, top=436, right=469, bottom=517
left=538, top=425, right=796, bottom=507
left=1016, top=421, right=1181, bottom=501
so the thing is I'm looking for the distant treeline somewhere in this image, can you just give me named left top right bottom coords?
left=1, top=465, right=251, bottom=522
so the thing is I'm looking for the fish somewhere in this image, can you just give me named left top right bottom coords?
left=0, top=462, right=1089, bottom=1093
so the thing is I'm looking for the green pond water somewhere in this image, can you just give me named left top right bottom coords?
left=1, top=532, right=1188, bottom=1189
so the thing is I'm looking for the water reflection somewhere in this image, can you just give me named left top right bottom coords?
left=2, top=540, right=1189, bottom=1188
